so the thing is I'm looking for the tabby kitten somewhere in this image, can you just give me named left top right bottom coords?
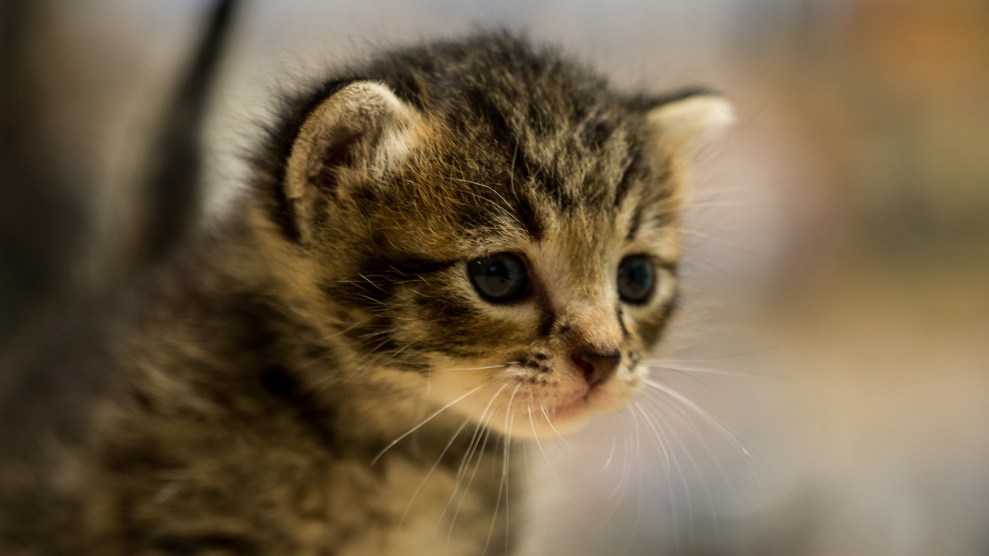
left=0, top=33, right=732, bottom=555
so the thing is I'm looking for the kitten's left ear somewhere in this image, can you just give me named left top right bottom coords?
left=645, top=89, right=735, bottom=151
left=282, top=80, right=424, bottom=244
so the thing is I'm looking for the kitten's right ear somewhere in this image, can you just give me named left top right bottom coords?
left=645, top=89, right=735, bottom=152
left=283, top=81, right=422, bottom=244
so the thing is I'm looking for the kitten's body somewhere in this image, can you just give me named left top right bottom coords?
left=2, top=233, right=508, bottom=555
left=0, top=32, right=731, bottom=555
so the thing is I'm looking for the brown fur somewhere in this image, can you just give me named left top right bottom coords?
left=0, top=32, right=726, bottom=554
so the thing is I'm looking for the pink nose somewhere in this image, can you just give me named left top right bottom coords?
left=571, top=350, right=621, bottom=388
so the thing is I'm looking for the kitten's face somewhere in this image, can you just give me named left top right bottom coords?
left=421, top=204, right=681, bottom=438
left=359, top=119, right=682, bottom=438
left=276, top=58, right=730, bottom=439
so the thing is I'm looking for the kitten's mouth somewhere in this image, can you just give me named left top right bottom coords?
left=541, top=381, right=615, bottom=424
left=431, top=358, right=639, bottom=438
left=545, top=394, right=590, bottom=421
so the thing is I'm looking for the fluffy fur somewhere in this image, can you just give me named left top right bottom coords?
left=0, top=32, right=730, bottom=555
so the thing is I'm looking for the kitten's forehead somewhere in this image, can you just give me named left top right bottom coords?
left=378, top=110, right=677, bottom=266
left=453, top=82, right=643, bottom=212
left=346, top=34, right=683, bottom=257
left=419, top=110, right=674, bottom=251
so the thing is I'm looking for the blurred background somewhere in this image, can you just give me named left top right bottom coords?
left=1, top=0, right=987, bottom=554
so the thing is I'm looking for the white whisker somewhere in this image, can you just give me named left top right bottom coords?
left=646, top=396, right=712, bottom=538
left=598, top=408, right=635, bottom=530
left=539, top=404, right=577, bottom=456
left=648, top=345, right=782, bottom=364
left=455, top=384, right=507, bottom=482
left=445, top=362, right=518, bottom=372
left=528, top=396, right=571, bottom=499
left=439, top=383, right=507, bottom=536
left=646, top=362, right=787, bottom=381
left=620, top=421, right=645, bottom=556
left=448, top=407, right=497, bottom=541
left=371, top=382, right=489, bottom=466
left=600, top=426, right=618, bottom=473
left=643, top=379, right=752, bottom=459
left=491, top=383, right=521, bottom=554
left=632, top=401, right=671, bottom=472
left=646, top=390, right=742, bottom=517
left=399, top=415, right=472, bottom=528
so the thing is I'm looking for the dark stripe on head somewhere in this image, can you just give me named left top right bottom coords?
left=625, top=204, right=644, bottom=242
left=539, top=172, right=579, bottom=213
left=461, top=87, right=551, bottom=236
left=613, top=150, right=643, bottom=209
left=341, top=313, right=398, bottom=354
left=380, top=255, right=459, bottom=277
left=513, top=192, right=544, bottom=241
left=464, top=87, right=536, bottom=185
left=325, top=255, right=457, bottom=311
left=413, top=294, right=476, bottom=333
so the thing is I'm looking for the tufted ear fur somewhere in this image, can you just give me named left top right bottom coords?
left=284, top=81, right=422, bottom=244
left=646, top=91, right=735, bottom=151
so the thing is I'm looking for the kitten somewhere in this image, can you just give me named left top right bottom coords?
left=0, top=31, right=732, bottom=555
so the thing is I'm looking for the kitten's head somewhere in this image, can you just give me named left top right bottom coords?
left=259, top=34, right=732, bottom=438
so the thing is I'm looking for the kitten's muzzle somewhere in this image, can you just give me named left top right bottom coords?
left=571, top=349, right=621, bottom=389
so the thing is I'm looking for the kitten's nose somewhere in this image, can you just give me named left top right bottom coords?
left=571, top=349, right=621, bottom=389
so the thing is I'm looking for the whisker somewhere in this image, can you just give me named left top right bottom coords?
left=455, top=384, right=507, bottom=482
left=598, top=408, right=634, bottom=529
left=600, top=426, right=619, bottom=473
left=539, top=404, right=577, bottom=456
left=606, top=411, right=630, bottom=511
left=632, top=401, right=671, bottom=472
left=445, top=362, right=518, bottom=372
left=684, top=200, right=779, bottom=210
left=645, top=390, right=742, bottom=517
left=686, top=254, right=758, bottom=288
left=643, top=405, right=687, bottom=541
left=645, top=395, right=714, bottom=539
left=484, top=383, right=521, bottom=556
left=440, top=383, right=506, bottom=535
left=447, top=404, right=498, bottom=541
left=620, top=424, right=645, bottom=556
left=399, top=414, right=472, bottom=528
left=445, top=177, right=526, bottom=230
left=371, top=382, right=490, bottom=466
left=643, top=379, right=753, bottom=460
left=528, top=396, right=571, bottom=499
left=646, top=345, right=782, bottom=364
left=645, top=362, right=789, bottom=381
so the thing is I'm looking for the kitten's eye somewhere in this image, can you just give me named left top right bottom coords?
left=617, top=254, right=656, bottom=304
left=468, top=253, right=529, bottom=302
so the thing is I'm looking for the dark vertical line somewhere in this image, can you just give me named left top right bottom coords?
left=140, top=0, right=239, bottom=262
left=0, top=1, right=89, bottom=344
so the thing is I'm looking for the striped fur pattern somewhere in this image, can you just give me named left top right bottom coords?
left=0, top=33, right=729, bottom=554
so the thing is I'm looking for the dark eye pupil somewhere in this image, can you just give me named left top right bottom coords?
left=468, top=253, right=528, bottom=302
left=617, top=255, right=656, bottom=304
